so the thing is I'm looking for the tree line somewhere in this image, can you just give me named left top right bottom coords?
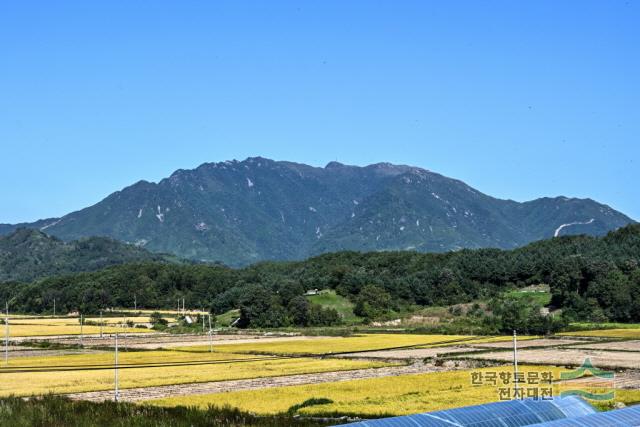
left=1, top=224, right=638, bottom=327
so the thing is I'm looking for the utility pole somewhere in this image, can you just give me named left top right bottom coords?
left=53, top=298, right=56, bottom=317
left=4, top=302, right=9, bottom=366
left=134, top=294, right=137, bottom=312
left=80, top=314, right=84, bottom=347
left=182, top=298, right=185, bottom=315
left=202, top=312, right=205, bottom=333
left=208, top=314, right=213, bottom=353
left=100, top=311, right=103, bottom=339
left=114, top=333, right=119, bottom=402
left=513, top=329, right=519, bottom=396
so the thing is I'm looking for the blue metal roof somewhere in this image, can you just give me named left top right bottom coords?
left=336, top=397, right=596, bottom=427
left=527, top=405, right=640, bottom=427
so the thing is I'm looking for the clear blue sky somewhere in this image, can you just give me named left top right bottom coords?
left=1, top=1, right=638, bottom=223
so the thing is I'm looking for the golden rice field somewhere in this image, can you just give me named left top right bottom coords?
left=3, top=314, right=173, bottom=336
left=3, top=348, right=263, bottom=369
left=149, top=365, right=568, bottom=416
left=457, top=335, right=539, bottom=345
left=560, top=329, right=640, bottom=339
left=602, top=389, right=640, bottom=410
left=0, top=350, right=389, bottom=396
left=9, top=316, right=171, bottom=326
left=87, top=316, right=173, bottom=325
left=119, top=309, right=207, bottom=316
left=413, top=335, right=539, bottom=348
left=3, top=323, right=152, bottom=337
left=178, top=334, right=473, bottom=355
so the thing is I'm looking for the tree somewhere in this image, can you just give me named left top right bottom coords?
left=308, top=304, right=341, bottom=326
left=278, top=281, right=304, bottom=306
left=353, top=284, right=392, bottom=319
left=149, top=311, right=168, bottom=329
left=490, top=295, right=564, bottom=335
left=288, top=296, right=310, bottom=327
left=237, top=286, right=288, bottom=328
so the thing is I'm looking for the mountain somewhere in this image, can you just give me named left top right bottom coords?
left=0, top=228, right=177, bottom=282
left=0, top=157, right=634, bottom=266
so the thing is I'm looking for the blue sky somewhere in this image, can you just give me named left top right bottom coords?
left=1, top=1, right=638, bottom=223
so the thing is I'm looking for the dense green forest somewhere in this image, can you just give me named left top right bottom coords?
left=0, top=228, right=179, bottom=282
left=1, top=225, right=639, bottom=330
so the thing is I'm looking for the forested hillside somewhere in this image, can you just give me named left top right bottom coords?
left=0, top=228, right=178, bottom=282
left=1, top=224, right=638, bottom=327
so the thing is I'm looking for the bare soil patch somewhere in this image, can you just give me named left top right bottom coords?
left=566, top=340, right=640, bottom=352
left=3, top=345, right=105, bottom=358
left=461, top=348, right=640, bottom=369
left=568, top=371, right=640, bottom=389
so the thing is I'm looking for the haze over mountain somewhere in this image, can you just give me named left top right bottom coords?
left=0, top=157, right=634, bottom=266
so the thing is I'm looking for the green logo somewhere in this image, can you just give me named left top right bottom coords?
left=559, top=358, right=614, bottom=401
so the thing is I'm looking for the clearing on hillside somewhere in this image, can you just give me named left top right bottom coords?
left=306, top=290, right=361, bottom=324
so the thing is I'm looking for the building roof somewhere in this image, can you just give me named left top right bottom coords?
left=528, top=405, right=640, bottom=427
left=336, top=397, right=596, bottom=427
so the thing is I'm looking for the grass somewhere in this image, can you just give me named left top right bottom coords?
left=0, top=395, right=330, bottom=427
left=560, top=328, right=640, bottom=339
left=307, top=290, right=361, bottom=324
left=569, top=322, right=640, bottom=330
left=597, top=389, right=640, bottom=410
left=3, top=389, right=636, bottom=426
left=176, top=334, right=474, bottom=355
left=504, top=290, right=551, bottom=306
left=0, top=350, right=389, bottom=396
left=149, top=365, right=568, bottom=416
left=216, top=309, right=240, bottom=327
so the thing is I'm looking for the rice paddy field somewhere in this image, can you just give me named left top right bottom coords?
left=148, top=366, right=567, bottom=416
left=10, top=316, right=172, bottom=325
left=4, top=323, right=152, bottom=337
left=560, top=328, right=640, bottom=339
left=118, top=309, right=208, bottom=316
left=3, top=314, right=177, bottom=337
left=177, top=334, right=474, bottom=355
left=2, top=314, right=638, bottom=421
left=0, top=349, right=389, bottom=396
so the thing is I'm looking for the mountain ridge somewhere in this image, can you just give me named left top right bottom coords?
left=0, top=157, right=634, bottom=266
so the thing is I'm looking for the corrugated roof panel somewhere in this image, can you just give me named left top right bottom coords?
left=552, top=397, right=598, bottom=419
left=527, top=406, right=640, bottom=427
left=519, top=401, right=565, bottom=422
left=335, top=397, right=596, bottom=427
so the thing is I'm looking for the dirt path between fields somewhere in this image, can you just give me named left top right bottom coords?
left=65, top=362, right=460, bottom=402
